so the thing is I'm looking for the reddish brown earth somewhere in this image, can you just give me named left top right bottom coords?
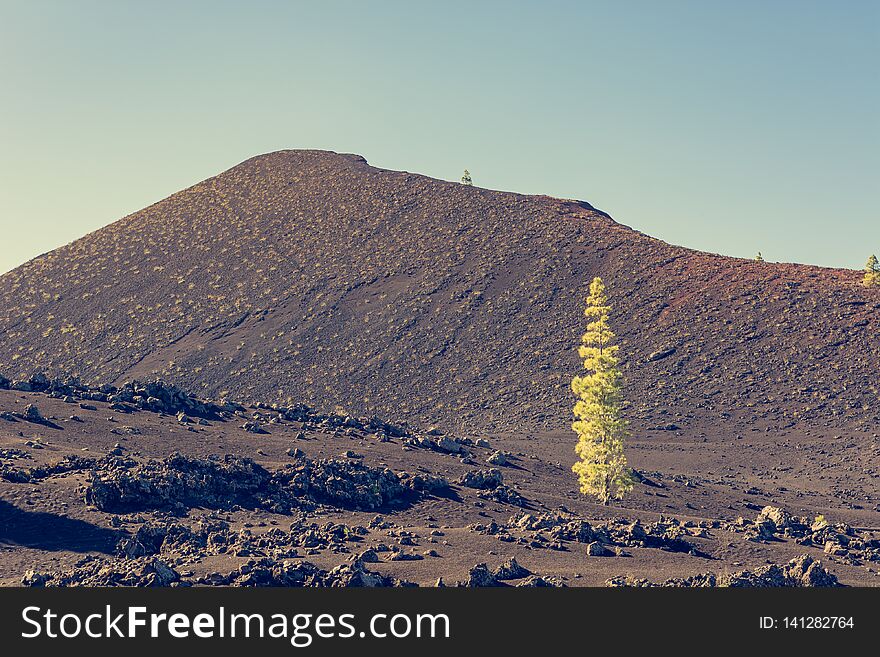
left=0, top=151, right=878, bottom=586
left=1, top=150, right=877, bottom=434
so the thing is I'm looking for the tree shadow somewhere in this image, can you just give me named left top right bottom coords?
left=0, top=500, right=120, bottom=554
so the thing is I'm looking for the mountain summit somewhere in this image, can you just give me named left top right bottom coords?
left=1, top=150, right=877, bottom=433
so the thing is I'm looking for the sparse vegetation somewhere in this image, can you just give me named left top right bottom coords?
left=460, top=169, right=472, bottom=186
left=864, top=255, right=880, bottom=287
left=0, top=150, right=877, bottom=435
left=570, top=277, right=633, bottom=505
left=755, top=252, right=764, bottom=262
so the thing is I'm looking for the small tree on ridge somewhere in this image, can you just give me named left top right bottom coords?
left=864, top=255, right=880, bottom=287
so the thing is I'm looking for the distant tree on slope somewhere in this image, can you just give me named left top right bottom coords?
left=755, top=252, right=764, bottom=262
left=461, top=169, right=473, bottom=186
left=570, top=277, right=634, bottom=505
left=864, top=255, right=880, bottom=287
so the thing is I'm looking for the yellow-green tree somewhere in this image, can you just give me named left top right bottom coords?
left=570, top=277, right=634, bottom=504
left=864, top=255, right=880, bottom=287
left=461, top=169, right=473, bottom=186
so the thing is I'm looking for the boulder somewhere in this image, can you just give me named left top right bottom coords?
left=24, top=404, right=44, bottom=423
left=494, top=557, right=531, bottom=580
left=586, top=541, right=612, bottom=557
left=459, top=468, right=503, bottom=490
left=757, top=506, right=793, bottom=531
left=435, top=436, right=461, bottom=454
left=464, top=563, right=499, bottom=587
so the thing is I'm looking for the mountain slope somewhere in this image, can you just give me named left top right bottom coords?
left=1, top=150, right=877, bottom=433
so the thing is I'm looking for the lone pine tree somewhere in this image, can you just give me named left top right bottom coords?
left=571, top=277, right=634, bottom=505
left=864, top=255, right=880, bottom=287
left=460, top=169, right=473, bottom=186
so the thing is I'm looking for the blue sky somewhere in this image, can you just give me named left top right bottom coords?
left=1, top=0, right=877, bottom=273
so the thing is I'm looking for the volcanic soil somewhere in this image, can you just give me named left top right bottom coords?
left=1, top=384, right=877, bottom=587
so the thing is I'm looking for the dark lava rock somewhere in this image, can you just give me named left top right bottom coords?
left=647, top=347, right=677, bottom=362
left=23, top=557, right=180, bottom=587
left=199, top=558, right=411, bottom=587
left=493, top=557, right=531, bottom=580
left=462, top=563, right=501, bottom=587
left=725, top=554, right=840, bottom=588
left=401, top=472, right=451, bottom=494
left=276, top=457, right=410, bottom=511
left=606, top=554, right=839, bottom=588
left=480, top=484, right=527, bottom=507
left=516, top=575, right=565, bottom=587
left=86, top=452, right=414, bottom=514
left=1, top=454, right=98, bottom=484
left=459, top=468, right=503, bottom=490
left=24, top=404, right=45, bottom=423
left=85, top=453, right=278, bottom=514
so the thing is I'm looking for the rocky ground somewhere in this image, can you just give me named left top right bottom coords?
left=2, top=375, right=878, bottom=587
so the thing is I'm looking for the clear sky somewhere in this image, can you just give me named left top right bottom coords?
left=1, top=0, right=877, bottom=274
